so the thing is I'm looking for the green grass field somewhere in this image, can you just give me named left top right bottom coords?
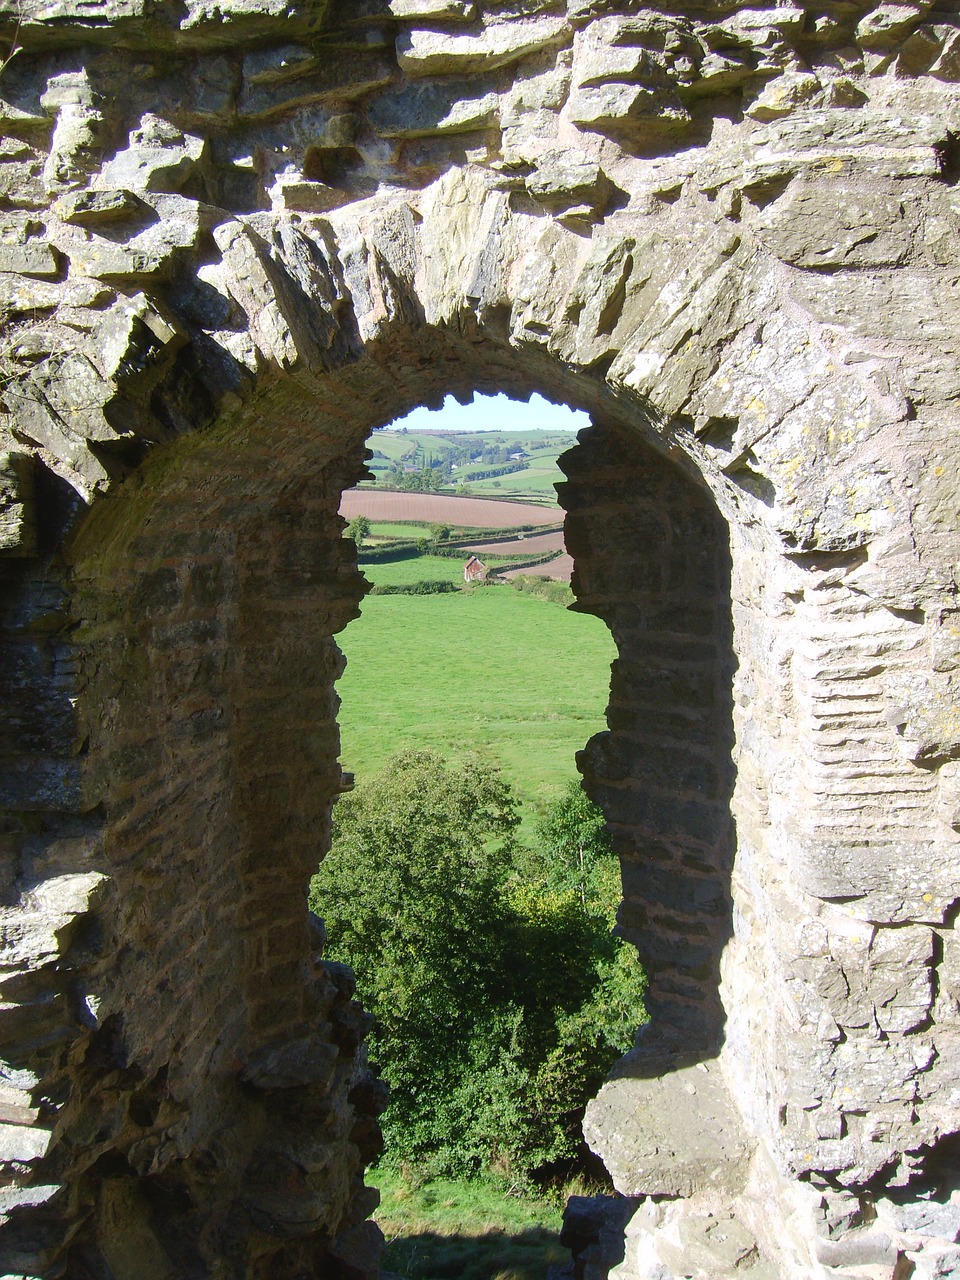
left=336, top=586, right=616, bottom=831
left=459, top=447, right=567, bottom=500
left=361, top=555, right=468, bottom=585
left=368, top=521, right=434, bottom=539
left=466, top=470, right=564, bottom=498
left=373, top=1170, right=568, bottom=1280
left=361, top=554, right=534, bottom=587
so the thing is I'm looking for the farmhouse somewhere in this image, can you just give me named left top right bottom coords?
left=464, top=555, right=486, bottom=582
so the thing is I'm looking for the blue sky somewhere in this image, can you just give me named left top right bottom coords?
left=388, top=392, right=590, bottom=433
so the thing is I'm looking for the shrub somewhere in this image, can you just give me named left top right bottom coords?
left=309, top=757, right=647, bottom=1183
left=346, top=514, right=371, bottom=547
left=358, top=541, right=422, bottom=563
left=510, top=574, right=574, bottom=607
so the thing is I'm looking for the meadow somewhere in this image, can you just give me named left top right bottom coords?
left=362, top=555, right=470, bottom=585
left=335, top=585, right=616, bottom=832
left=368, top=521, right=434, bottom=540
left=373, top=1170, right=568, bottom=1280
left=464, top=446, right=569, bottom=500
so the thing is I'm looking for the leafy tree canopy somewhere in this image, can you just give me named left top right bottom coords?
left=346, top=514, right=371, bottom=547
left=308, top=753, right=646, bottom=1182
left=531, top=779, right=621, bottom=917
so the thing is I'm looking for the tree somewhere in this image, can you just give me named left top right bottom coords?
left=311, top=751, right=518, bottom=980
left=309, top=754, right=646, bottom=1182
left=533, top=780, right=619, bottom=914
left=346, top=515, right=370, bottom=547
left=309, top=752, right=521, bottom=1173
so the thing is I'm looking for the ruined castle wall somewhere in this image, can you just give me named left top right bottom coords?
left=1, top=0, right=960, bottom=1276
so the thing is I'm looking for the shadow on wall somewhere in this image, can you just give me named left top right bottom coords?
left=560, top=420, right=741, bottom=1198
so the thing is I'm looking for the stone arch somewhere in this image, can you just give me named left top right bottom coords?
left=4, top=307, right=742, bottom=1276
left=0, top=4, right=959, bottom=1276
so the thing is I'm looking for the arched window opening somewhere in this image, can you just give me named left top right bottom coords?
left=4, top=338, right=735, bottom=1280
left=305, top=385, right=734, bottom=1272
left=313, top=392, right=635, bottom=1214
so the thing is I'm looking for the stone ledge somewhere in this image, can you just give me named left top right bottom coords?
left=583, top=1057, right=755, bottom=1199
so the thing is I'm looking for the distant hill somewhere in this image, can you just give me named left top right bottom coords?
left=362, top=427, right=578, bottom=503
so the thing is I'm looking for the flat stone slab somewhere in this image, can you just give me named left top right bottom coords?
left=583, top=1060, right=755, bottom=1198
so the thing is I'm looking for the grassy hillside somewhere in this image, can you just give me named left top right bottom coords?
left=466, top=469, right=564, bottom=499
left=362, top=428, right=575, bottom=501
left=335, top=586, right=615, bottom=829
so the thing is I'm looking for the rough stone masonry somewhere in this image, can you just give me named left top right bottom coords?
left=0, top=0, right=959, bottom=1275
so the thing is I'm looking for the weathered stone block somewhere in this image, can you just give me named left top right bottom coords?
left=879, top=1198, right=960, bottom=1241
left=569, top=81, right=691, bottom=143
left=180, top=0, right=332, bottom=30
left=55, top=188, right=142, bottom=225
left=396, top=16, right=568, bottom=76
left=857, top=2, right=932, bottom=51
left=745, top=70, right=820, bottom=120
left=658, top=1212, right=761, bottom=1276
left=526, top=148, right=610, bottom=215
left=0, top=1122, right=53, bottom=1165
left=100, top=117, right=205, bottom=193
left=755, top=182, right=912, bottom=268
left=0, top=242, right=59, bottom=277
left=930, top=28, right=960, bottom=79
left=96, top=291, right=185, bottom=384
left=366, top=77, right=500, bottom=136
left=4, top=0, right=147, bottom=20
left=816, top=1230, right=898, bottom=1267
left=583, top=1061, right=755, bottom=1198
left=389, top=0, right=476, bottom=18
left=268, top=174, right=344, bottom=212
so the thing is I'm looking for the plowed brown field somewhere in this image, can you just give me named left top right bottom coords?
left=339, top=489, right=557, bottom=528
left=502, top=554, right=574, bottom=583
left=463, top=530, right=565, bottom=555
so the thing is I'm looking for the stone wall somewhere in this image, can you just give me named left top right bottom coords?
left=1, top=0, right=960, bottom=1276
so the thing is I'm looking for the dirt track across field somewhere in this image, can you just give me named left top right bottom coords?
left=339, top=489, right=558, bottom=528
